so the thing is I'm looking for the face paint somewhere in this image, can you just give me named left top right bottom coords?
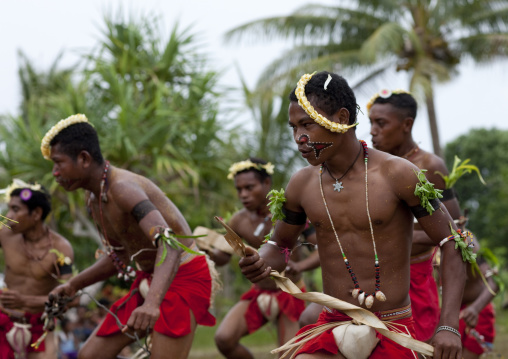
left=300, top=133, right=333, bottom=159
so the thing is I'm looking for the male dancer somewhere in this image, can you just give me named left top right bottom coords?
left=368, top=90, right=462, bottom=342
left=0, top=180, right=74, bottom=359
left=214, top=158, right=318, bottom=359
left=42, top=114, right=216, bottom=359
left=239, top=71, right=467, bottom=358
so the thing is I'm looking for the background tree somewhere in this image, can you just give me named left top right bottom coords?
left=0, top=14, right=241, bottom=270
left=225, top=0, right=508, bottom=157
left=444, top=128, right=508, bottom=263
left=237, top=72, right=305, bottom=188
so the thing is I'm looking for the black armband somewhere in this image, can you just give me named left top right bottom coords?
left=281, top=206, right=307, bottom=225
left=441, top=188, right=456, bottom=202
left=58, top=263, right=73, bottom=275
left=131, top=199, right=157, bottom=223
left=410, top=199, right=441, bottom=219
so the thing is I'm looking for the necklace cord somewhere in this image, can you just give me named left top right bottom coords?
left=325, top=141, right=362, bottom=182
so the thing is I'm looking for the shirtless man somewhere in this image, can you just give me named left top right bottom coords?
left=41, top=114, right=216, bottom=359
left=214, top=158, right=318, bottom=359
left=368, top=90, right=462, bottom=342
left=239, top=71, right=467, bottom=358
left=0, top=180, right=74, bottom=359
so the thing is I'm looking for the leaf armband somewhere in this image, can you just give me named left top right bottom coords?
left=439, top=225, right=477, bottom=264
left=267, top=189, right=287, bottom=223
left=413, top=169, right=443, bottom=216
left=152, top=227, right=203, bottom=266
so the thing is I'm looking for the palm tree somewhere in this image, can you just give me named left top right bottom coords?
left=225, top=0, right=508, bottom=157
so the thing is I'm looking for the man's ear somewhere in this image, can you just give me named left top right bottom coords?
left=336, top=108, right=350, bottom=125
left=77, top=150, right=93, bottom=169
left=402, top=117, right=415, bottom=133
left=32, top=207, right=43, bottom=222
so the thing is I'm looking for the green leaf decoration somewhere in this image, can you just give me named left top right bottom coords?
left=267, top=189, right=287, bottom=223
left=449, top=224, right=477, bottom=264
left=264, top=189, right=286, bottom=242
left=156, top=229, right=203, bottom=266
left=413, top=169, right=443, bottom=215
left=436, top=156, right=486, bottom=189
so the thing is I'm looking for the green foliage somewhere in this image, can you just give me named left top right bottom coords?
left=444, top=129, right=508, bottom=263
left=413, top=169, right=443, bottom=215
left=0, top=13, right=241, bottom=270
left=154, top=229, right=203, bottom=266
left=448, top=225, right=477, bottom=264
left=263, top=188, right=287, bottom=242
left=266, top=189, right=287, bottom=224
left=435, top=155, right=486, bottom=189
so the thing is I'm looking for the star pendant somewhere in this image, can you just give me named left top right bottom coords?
left=333, top=180, right=344, bottom=192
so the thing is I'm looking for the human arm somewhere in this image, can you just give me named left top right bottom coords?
left=112, top=181, right=192, bottom=331
left=393, top=160, right=466, bottom=359
left=285, top=251, right=320, bottom=275
left=460, top=258, right=498, bottom=328
left=208, top=249, right=232, bottom=266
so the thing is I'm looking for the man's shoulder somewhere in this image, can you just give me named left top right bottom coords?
left=413, top=149, right=447, bottom=173
left=50, top=230, right=74, bottom=256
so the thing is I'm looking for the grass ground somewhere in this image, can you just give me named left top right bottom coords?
left=189, top=304, right=508, bottom=359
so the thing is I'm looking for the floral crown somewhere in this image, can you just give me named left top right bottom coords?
left=295, top=72, right=358, bottom=133
left=2, top=179, right=43, bottom=203
left=366, top=89, right=411, bottom=113
left=41, top=114, right=90, bottom=160
left=227, top=160, right=274, bottom=180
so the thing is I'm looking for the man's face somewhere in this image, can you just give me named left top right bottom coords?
left=288, top=101, right=337, bottom=166
left=6, top=196, right=35, bottom=234
left=234, top=171, right=270, bottom=211
left=50, top=144, right=83, bottom=192
left=369, top=102, right=406, bottom=154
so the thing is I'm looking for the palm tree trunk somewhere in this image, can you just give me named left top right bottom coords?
left=424, top=87, right=443, bottom=158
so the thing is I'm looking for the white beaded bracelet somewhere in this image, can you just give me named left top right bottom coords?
left=436, top=325, right=461, bottom=338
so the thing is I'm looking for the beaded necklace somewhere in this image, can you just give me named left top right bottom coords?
left=91, top=161, right=136, bottom=281
left=318, top=140, right=386, bottom=308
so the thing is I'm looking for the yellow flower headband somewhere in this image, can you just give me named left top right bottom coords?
left=2, top=179, right=43, bottom=203
left=295, top=73, right=358, bottom=133
left=41, top=114, right=90, bottom=160
left=227, top=160, right=275, bottom=180
left=366, top=89, right=411, bottom=113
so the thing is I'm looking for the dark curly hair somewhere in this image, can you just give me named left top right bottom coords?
left=289, top=71, right=358, bottom=125
left=10, top=186, right=51, bottom=220
left=372, top=92, right=417, bottom=120
left=50, top=121, right=104, bottom=164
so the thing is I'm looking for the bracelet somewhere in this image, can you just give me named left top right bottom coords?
left=439, top=229, right=473, bottom=247
left=265, top=240, right=292, bottom=263
left=436, top=325, right=461, bottom=339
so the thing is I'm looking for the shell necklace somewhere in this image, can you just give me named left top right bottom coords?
left=319, top=140, right=386, bottom=308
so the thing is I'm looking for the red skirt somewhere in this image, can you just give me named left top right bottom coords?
left=409, top=252, right=440, bottom=341
left=97, top=255, right=215, bottom=338
left=459, top=302, right=495, bottom=354
left=295, top=307, right=418, bottom=358
left=240, top=284, right=306, bottom=333
left=0, top=311, right=45, bottom=359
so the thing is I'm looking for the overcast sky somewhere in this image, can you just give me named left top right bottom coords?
left=1, top=0, right=507, bottom=152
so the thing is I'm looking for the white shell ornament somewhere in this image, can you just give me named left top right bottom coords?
left=358, top=292, right=365, bottom=306
left=352, top=288, right=360, bottom=299
left=365, top=295, right=374, bottom=309
left=375, top=291, right=387, bottom=302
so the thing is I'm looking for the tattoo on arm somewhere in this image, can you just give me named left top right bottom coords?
left=281, top=206, right=307, bottom=225
left=410, top=199, right=442, bottom=219
left=131, top=199, right=157, bottom=223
